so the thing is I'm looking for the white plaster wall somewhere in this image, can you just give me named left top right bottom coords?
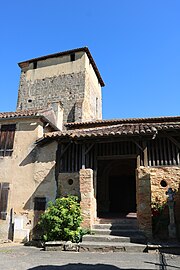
left=0, top=119, right=57, bottom=241
left=25, top=53, right=86, bottom=82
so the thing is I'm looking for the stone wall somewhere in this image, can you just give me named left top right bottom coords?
left=17, top=52, right=102, bottom=124
left=79, top=169, right=96, bottom=229
left=136, top=168, right=152, bottom=238
left=58, top=169, right=97, bottom=229
left=58, top=172, right=80, bottom=197
left=137, top=166, right=180, bottom=238
left=17, top=72, right=85, bottom=123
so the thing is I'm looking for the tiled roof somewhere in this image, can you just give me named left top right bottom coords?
left=0, top=109, right=40, bottom=119
left=38, top=122, right=180, bottom=143
left=65, top=116, right=180, bottom=129
left=18, top=47, right=105, bottom=87
left=0, top=109, right=59, bottom=131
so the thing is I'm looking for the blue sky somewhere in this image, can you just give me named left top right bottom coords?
left=0, top=1, right=180, bottom=119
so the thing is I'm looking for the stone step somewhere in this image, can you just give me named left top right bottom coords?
left=96, top=218, right=138, bottom=225
left=84, top=232, right=146, bottom=244
left=93, top=223, right=138, bottom=230
left=92, top=228, right=144, bottom=237
left=79, top=241, right=147, bottom=253
left=83, top=234, right=131, bottom=243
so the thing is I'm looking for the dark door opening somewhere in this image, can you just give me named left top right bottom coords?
left=109, top=175, right=136, bottom=214
left=97, top=158, right=136, bottom=217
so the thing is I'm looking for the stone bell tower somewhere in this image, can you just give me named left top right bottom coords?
left=17, top=47, right=104, bottom=125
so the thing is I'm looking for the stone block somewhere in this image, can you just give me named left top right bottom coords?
left=64, top=241, right=79, bottom=251
left=44, top=241, right=65, bottom=251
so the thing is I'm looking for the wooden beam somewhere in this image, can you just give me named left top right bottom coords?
left=82, top=144, right=85, bottom=169
left=137, top=155, right=141, bottom=168
left=167, top=139, right=172, bottom=165
left=71, top=136, right=153, bottom=144
left=85, top=143, right=95, bottom=155
left=59, top=142, right=71, bottom=160
left=97, top=154, right=137, bottom=160
left=142, top=141, right=148, bottom=167
left=166, top=135, right=180, bottom=150
left=163, top=137, right=168, bottom=165
left=172, top=143, right=176, bottom=165
left=147, top=141, right=152, bottom=166
left=55, top=144, right=61, bottom=193
left=132, top=139, right=143, bottom=152
left=94, top=144, right=97, bottom=170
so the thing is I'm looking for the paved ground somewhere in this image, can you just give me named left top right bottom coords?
left=0, top=244, right=179, bottom=270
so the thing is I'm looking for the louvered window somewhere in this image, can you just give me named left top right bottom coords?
left=0, top=124, right=16, bottom=157
left=0, top=183, right=10, bottom=220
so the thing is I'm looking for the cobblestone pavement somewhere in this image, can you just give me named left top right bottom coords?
left=0, top=244, right=179, bottom=270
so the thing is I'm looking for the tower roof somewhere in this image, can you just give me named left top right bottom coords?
left=18, top=47, right=105, bottom=87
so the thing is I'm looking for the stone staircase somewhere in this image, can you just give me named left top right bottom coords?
left=79, top=216, right=147, bottom=252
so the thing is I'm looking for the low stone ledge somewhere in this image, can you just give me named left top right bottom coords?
left=44, top=241, right=79, bottom=251
left=64, top=241, right=79, bottom=252
left=44, top=241, right=65, bottom=251
left=147, top=242, right=180, bottom=254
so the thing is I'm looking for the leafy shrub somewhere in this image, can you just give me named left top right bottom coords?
left=38, top=196, right=83, bottom=243
left=151, top=197, right=169, bottom=239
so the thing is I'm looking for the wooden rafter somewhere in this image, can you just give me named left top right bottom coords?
left=131, top=139, right=143, bottom=152
left=82, top=144, right=85, bottom=169
left=59, top=142, right=71, bottom=159
left=85, top=143, right=95, bottom=155
left=166, top=135, right=180, bottom=150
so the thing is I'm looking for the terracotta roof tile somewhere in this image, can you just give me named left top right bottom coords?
left=0, top=109, right=59, bottom=130
left=0, top=109, right=40, bottom=119
left=65, top=115, right=180, bottom=129
left=39, top=122, right=180, bottom=143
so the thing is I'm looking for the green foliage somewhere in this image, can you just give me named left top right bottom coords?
left=38, top=196, right=83, bottom=243
left=151, top=197, right=169, bottom=239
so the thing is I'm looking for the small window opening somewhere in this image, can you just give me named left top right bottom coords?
left=68, top=179, right=73, bottom=185
left=33, top=61, right=37, bottom=69
left=70, top=53, right=75, bottom=62
left=28, top=99, right=32, bottom=103
left=34, top=197, right=46, bottom=211
left=160, top=180, right=167, bottom=188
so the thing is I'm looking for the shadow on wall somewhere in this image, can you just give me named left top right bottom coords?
left=22, top=165, right=56, bottom=240
left=67, top=104, right=75, bottom=123
left=175, top=183, right=180, bottom=239
left=152, top=181, right=180, bottom=241
left=23, top=165, right=56, bottom=210
left=28, top=264, right=122, bottom=270
left=19, top=145, right=55, bottom=166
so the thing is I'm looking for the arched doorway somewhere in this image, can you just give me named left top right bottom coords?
left=97, top=158, right=137, bottom=217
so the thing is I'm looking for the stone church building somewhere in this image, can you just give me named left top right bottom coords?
left=0, top=47, right=180, bottom=242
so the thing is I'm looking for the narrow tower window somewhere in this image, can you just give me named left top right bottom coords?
left=70, top=53, right=75, bottom=62
left=33, top=61, right=37, bottom=69
left=96, top=97, right=98, bottom=116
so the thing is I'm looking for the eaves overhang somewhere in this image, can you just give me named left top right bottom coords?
left=0, top=111, right=59, bottom=131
